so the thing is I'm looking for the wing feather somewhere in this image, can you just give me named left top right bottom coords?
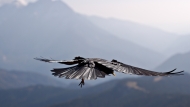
left=110, top=60, right=184, bottom=76
left=91, top=69, right=97, bottom=80
left=95, top=59, right=184, bottom=76
left=34, top=57, right=80, bottom=65
left=51, top=62, right=108, bottom=80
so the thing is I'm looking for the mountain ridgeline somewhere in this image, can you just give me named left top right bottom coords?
left=155, top=51, right=190, bottom=72
left=165, top=35, right=190, bottom=56
left=0, top=69, right=66, bottom=89
left=88, top=16, right=179, bottom=53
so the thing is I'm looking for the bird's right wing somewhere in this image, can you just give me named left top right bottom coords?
left=34, top=57, right=79, bottom=65
left=97, top=59, right=184, bottom=76
left=112, top=60, right=184, bottom=76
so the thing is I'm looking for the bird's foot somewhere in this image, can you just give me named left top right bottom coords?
left=78, top=79, right=85, bottom=88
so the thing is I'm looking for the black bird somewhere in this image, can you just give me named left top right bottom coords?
left=34, top=56, right=184, bottom=87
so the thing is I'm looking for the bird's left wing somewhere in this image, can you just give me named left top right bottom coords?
left=51, top=62, right=109, bottom=80
left=34, top=57, right=79, bottom=65
left=98, top=59, right=184, bottom=76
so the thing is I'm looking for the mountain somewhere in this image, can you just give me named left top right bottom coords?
left=165, top=35, right=190, bottom=56
left=0, top=73, right=189, bottom=107
left=0, top=69, right=66, bottom=89
left=52, top=93, right=190, bottom=107
left=155, top=51, right=190, bottom=72
left=0, top=80, right=118, bottom=107
left=0, top=0, right=164, bottom=75
left=88, top=16, right=180, bottom=53
left=0, top=85, right=79, bottom=107
left=51, top=74, right=190, bottom=107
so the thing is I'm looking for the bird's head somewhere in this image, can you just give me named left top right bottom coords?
left=74, top=56, right=85, bottom=60
left=111, top=59, right=118, bottom=62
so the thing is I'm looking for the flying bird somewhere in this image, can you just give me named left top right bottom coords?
left=34, top=56, right=184, bottom=87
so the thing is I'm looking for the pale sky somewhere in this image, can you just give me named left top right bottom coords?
left=62, top=0, right=190, bottom=35
left=0, top=0, right=190, bottom=35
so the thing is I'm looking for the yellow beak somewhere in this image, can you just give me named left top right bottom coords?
left=112, top=72, right=116, bottom=76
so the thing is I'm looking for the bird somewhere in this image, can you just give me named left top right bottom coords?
left=34, top=56, right=184, bottom=87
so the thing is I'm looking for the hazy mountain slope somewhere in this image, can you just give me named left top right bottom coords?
left=0, top=80, right=118, bottom=107
left=52, top=93, right=190, bottom=107
left=0, top=0, right=164, bottom=74
left=165, top=35, right=190, bottom=56
left=51, top=74, right=190, bottom=107
left=0, top=86, right=79, bottom=107
left=0, top=69, right=66, bottom=89
left=155, top=51, right=190, bottom=72
left=88, top=16, right=179, bottom=53
left=1, top=73, right=189, bottom=107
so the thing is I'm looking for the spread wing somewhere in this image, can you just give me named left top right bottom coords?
left=34, top=57, right=113, bottom=80
left=51, top=63, right=111, bottom=80
left=34, top=57, right=79, bottom=65
left=99, top=59, right=184, bottom=76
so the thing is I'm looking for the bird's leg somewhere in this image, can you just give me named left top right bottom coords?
left=78, top=78, right=85, bottom=88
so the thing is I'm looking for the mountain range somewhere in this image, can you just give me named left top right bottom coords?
left=0, top=1, right=190, bottom=107
left=0, top=0, right=189, bottom=81
left=51, top=74, right=190, bottom=107
left=0, top=72, right=189, bottom=107
left=0, top=0, right=167, bottom=74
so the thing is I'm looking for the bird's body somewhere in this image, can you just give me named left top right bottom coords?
left=35, top=56, right=184, bottom=87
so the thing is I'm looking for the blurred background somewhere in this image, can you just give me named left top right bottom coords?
left=0, top=0, right=190, bottom=107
